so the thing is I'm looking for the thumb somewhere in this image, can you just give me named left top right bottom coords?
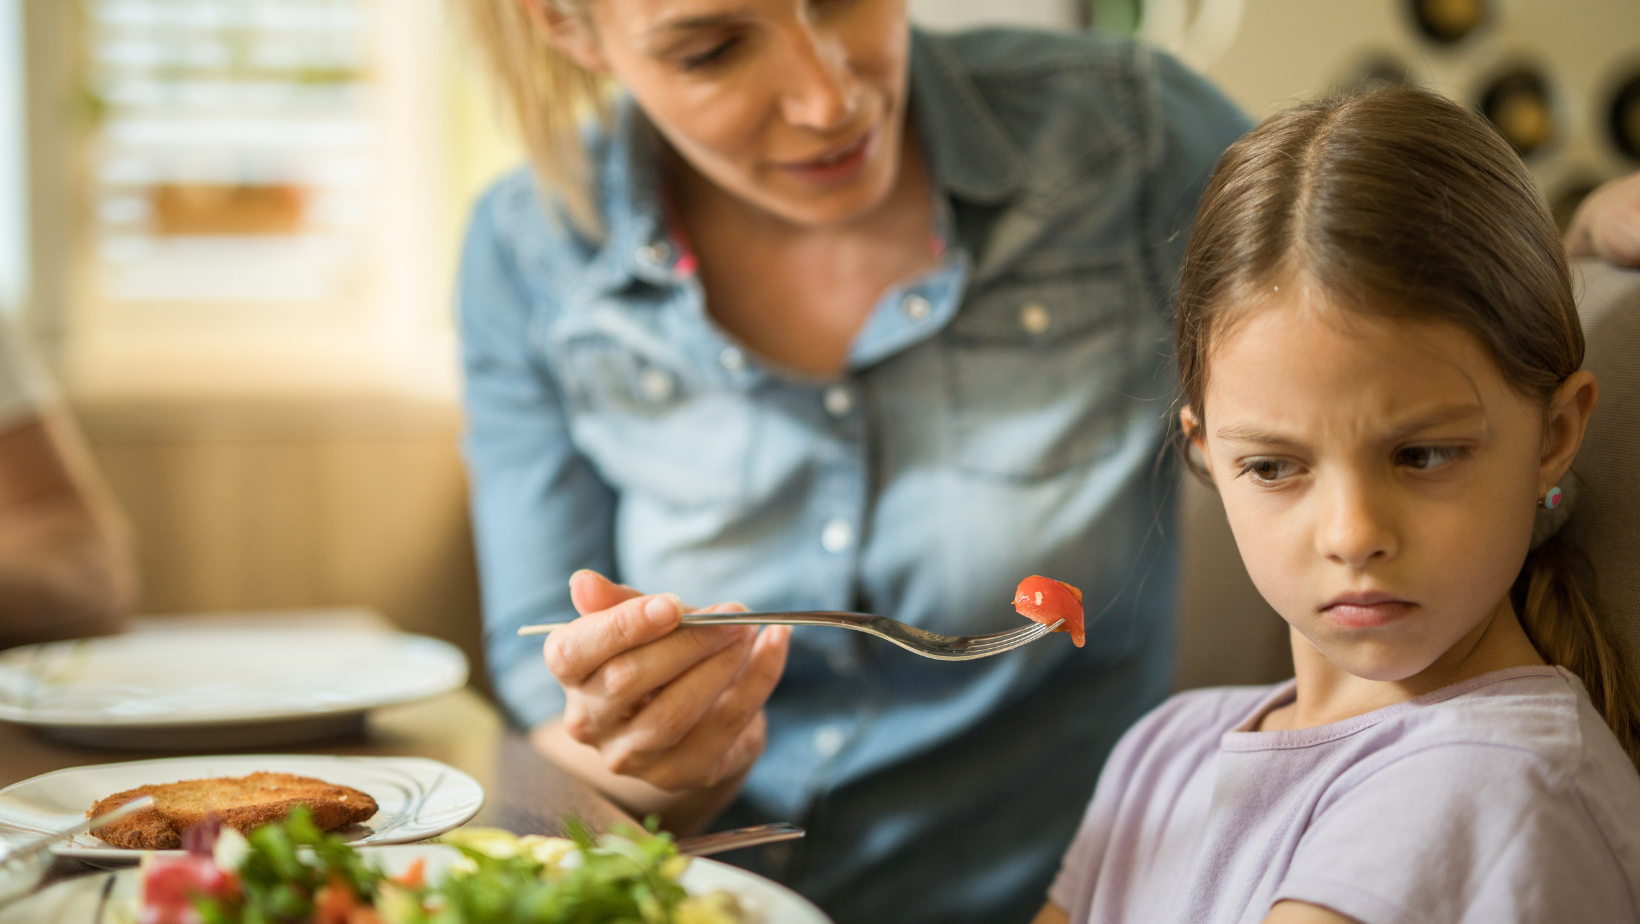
left=568, top=569, right=641, bottom=616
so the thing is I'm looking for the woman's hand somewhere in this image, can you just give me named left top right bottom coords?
left=1567, top=171, right=1640, bottom=267
left=542, top=570, right=791, bottom=796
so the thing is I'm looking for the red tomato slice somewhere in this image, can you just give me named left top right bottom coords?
left=1013, top=575, right=1085, bottom=647
left=315, top=875, right=360, bottom=924
left=394, top=856, right=426, bottom=889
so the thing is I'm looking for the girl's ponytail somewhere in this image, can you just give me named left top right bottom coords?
left=1516, top=536, right=1640, bottom=769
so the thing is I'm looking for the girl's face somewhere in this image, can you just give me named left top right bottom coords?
left=1188, top=283, right=1593, bottom=683
left=546, top=0, right=910, bottom=227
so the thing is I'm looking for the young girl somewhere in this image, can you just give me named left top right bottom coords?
left=1034, top=84, right=1640, bottom=924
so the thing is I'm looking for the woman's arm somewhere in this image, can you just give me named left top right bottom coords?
left=458, top=188, right=788, bottom=833
left=1028, top=903, right=1069, bottom=924
left=0, top=409, right=135, bottom=648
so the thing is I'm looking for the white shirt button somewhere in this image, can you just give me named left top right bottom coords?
left=821, top=518, right=854, bottom=553
left=719, top=346, right=745, bottom=372
left=638, top=367, right=674, bottom=403
left=1020, top=302, right=1051, bottom=335
left=902, top=294, right=932, bottom=321
left=823, top=385, right=853, bottom=417
left=637, top=242, right=671, bottom=266
left=813, top=725, right=845, bottom=757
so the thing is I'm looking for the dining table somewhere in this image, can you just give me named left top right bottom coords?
left=0, top=609, right=636, bottom=893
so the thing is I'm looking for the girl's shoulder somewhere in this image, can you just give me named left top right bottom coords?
left=1271, top=669, right=1640, bottom=921
left=1353, top=666, right=1614, bottom=782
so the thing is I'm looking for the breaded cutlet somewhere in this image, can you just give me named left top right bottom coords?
left=88, top=772, right=378, bottom=850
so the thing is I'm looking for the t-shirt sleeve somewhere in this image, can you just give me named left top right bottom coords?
left=1275, top=744, right=1634, bottom=924
left=1048, top=689, right=1245, bottom=922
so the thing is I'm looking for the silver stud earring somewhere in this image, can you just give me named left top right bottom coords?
left=1540, top=485, right=1563, bottom=510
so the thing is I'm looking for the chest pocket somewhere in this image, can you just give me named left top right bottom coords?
left=945, top=254, right=1161, bottom=480
left=542, top=310, right=757, bottom=509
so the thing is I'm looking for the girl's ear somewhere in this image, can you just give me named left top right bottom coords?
left=1541, top=370, right=1599, bottom=492
left=1180, top=404, right=1214, bottom=480
left=519, top=0, right=611, bottom=73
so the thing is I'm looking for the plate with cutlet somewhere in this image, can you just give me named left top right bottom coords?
left=0, top=754, right=483, bottom=862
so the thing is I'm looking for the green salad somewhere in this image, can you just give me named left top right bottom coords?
left=134, top=809, right=746, bottom=924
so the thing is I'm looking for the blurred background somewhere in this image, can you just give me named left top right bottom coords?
left=2, top=0, right=1636, bottom=682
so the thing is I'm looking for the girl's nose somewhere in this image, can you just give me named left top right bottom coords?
left=1315, top=479, right=1398, bottom=569
left=779, top=29, right=859, bottom=131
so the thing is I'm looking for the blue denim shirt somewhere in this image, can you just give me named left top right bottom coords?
left=459, top=27, right=1247, bottom=924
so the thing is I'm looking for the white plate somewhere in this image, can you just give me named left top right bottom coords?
left=0, top=844, right=832, bottom=924
left=0, top=755, right=483, bottom=863
left=0, top=627, right=467, bottom=748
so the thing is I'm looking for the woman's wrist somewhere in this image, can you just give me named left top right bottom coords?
left=528, top=718, right=747, bottom=836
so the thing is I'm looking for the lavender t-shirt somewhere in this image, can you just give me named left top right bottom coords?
left=1049, top=666, right=1640, bottom=923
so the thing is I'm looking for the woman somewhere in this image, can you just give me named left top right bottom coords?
left=453, top=0, right=1636, bottom=921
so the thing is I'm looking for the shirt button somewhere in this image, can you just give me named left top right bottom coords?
left=813, top=725, right=845, bottom=757
left=1020, top=302, right=1051, bottom=335
left=638, top=367, right=674, bottom=403
left=902, top=294, right=932, bottom=321
left=821, top=518, right=854, bottom=553
left=823, top=385, right=853, bottom=417
left=637, top=242, right=672, bottom=266
left=719, top=346, right=745, bottom=372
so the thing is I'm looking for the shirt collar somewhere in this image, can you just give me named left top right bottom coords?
left=906, top=28, right=1026, bottom=204
left=582, top=98, right=669, bottom=298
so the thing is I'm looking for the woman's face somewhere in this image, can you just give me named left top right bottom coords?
left=557, top=0, right=911, bottom=227
left=1188, top=284, right=1591, bottom=684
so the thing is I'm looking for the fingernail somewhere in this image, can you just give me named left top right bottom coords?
left=568, top=569, right=596, bottom=585
left=644, top=594, right=677, bottom=624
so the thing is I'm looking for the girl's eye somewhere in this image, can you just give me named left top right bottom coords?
left=680, top=38, right=738, bottom=70
left=1238, top=458, right=1301, bottom=485
left=1396, top=445, right=1466, bottom=470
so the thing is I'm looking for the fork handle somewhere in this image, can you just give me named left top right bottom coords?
left=516, top=612, right=868, bottom=637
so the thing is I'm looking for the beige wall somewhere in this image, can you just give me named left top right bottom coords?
left=73, top=394, right=488, bottom=688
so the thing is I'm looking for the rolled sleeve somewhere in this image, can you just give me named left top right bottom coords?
left=458, top=187, right=618, bottom=729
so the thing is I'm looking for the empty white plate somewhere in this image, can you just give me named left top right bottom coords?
left=0, top=754, right=483, bottom=863
left=0, top=627, right=467, bottom=748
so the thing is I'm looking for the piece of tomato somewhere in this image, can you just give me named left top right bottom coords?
left=314, top=875, right=360, bottom=924
left=140, top=854, right=234, bottom=924
left=393, top=856, right=425, bottom=889
left=1013, top=575, right=1085, bottom=647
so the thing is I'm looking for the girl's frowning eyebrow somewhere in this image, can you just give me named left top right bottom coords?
left=1214, top=403, right=1486, bottom=447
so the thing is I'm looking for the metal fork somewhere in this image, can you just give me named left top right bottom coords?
left=516, top=612, right=1064, bottom=661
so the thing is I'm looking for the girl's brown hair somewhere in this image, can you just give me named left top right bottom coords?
left=1175, top=82, right=1640, bottom=767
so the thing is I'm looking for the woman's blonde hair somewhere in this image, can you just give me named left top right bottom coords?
left=1175, top=83, right=1640, bottom=768
left=458, top=0, right=612, bottom=237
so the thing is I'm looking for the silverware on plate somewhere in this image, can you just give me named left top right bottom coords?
left=517, top=612, right=1064, bottom=661
left=675, top=822, right=804, bottom=858
left=0, top=796, right=155, bottom=907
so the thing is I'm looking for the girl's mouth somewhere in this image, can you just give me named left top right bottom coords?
left=777, top=129, right=876, bottom=185
left=1321, top=591, right=1416, bottom=628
